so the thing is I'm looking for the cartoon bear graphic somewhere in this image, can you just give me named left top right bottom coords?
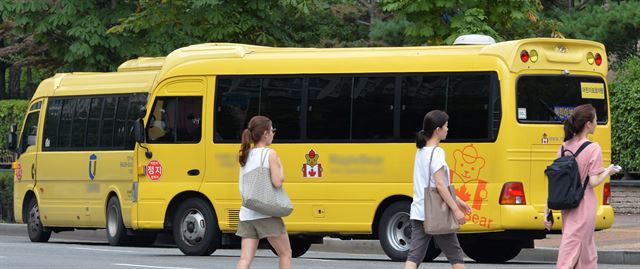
left=302, top=149, right=323, bottom=178
left=451, top=144, right=488, bottom=210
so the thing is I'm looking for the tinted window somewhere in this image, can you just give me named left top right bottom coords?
left=86, top=97, right=104, bottom=147
left=71, top=98, right=90, bottom=147
left=113, top=96, right=130, bottom=148
left=43, top=99, right=62, bottom=149
left=19, top=112, right=39, bottom=154
left=307, top=76, right=352, bottom=140
left=126, top=94, right=148, bottom=148
left=447, top=74, right=491, bottom=140
left=147, top=97, right=202, bottom=143
left=260, top=77, right=303, bottom=140
left=100, top=97, right=117, bottom=148
left=352, top=76, right=395, bottom=140
left=58, top=99, right=76, bottom=148
left=215, top=77, right=260, bottom=141
left=516, top=76, right=608, bottom=123
left=400, top=75, right=447, bottom=139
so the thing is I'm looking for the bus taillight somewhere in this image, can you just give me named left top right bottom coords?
left=520, top=50, right=529, bottom=62
left=499, top=182, right=526, bottom=205
left=603, top=182, right=611, bottom=205
left=595, top=53, right=602, bottom=66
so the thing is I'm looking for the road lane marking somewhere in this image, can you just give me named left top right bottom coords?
left=70, top=247, right=136, bottom=253
left=113, top=264, right=197, bottom=269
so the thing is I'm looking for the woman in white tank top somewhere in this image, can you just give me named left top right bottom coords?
left=236, top=116, right=292, bottom=269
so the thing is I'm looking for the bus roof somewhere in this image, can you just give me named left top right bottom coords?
left=32, top=70, right=159, bottom=100
left=155, top=38, right=607, bottom=81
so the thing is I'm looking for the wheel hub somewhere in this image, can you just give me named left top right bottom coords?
left=386, top=212, right=411, bottom=252
left=28, top=205, right=41, bottom=233
left=181, top=209, right=206, bottom=246
left=107, top=205, right=118, bottom=236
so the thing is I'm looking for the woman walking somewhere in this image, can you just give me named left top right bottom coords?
left=236, top=116, right=292, bottom=269
left=544, top=104, right=619, bottom=268
left=405, top=110, right=471, bottom=269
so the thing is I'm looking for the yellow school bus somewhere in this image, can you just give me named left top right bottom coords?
left=9, top=36, right=613, bottom=263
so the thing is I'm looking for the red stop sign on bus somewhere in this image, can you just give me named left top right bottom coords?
left=146, top=160, right=163, bottom=181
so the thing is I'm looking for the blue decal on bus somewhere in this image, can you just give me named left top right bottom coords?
left=88, top=154, right=97, bottom=180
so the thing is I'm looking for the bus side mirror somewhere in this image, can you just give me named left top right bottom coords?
left=6, top=123, right=18, bottom=152
left=133, top=118, right=146, bottom=143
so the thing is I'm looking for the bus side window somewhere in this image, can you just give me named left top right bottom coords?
left=147, top=97, right=202, bottom=143
left=19, top=111, right=40, bottom=154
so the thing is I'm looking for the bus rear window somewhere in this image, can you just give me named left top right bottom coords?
left=516, top=76, right=608, bottom=124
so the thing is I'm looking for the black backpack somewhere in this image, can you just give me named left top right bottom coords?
left=545, top=141, right=592, bottom=210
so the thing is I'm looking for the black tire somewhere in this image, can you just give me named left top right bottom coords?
left=106, top=196, right=130, bottom=246
left=26, top=197, right=51, bottom=242
left=268, top=236, right=311, bottom=258
left=423, top=240, right=442, bottom=262
left=378, top=201, right=412, bottom=261
left=462, top=240, right=522, bottom=263
left=172, top=198, right=221, bottom=256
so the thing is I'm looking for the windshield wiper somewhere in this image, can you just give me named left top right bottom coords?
left=538, top=98, right=563, bottom=122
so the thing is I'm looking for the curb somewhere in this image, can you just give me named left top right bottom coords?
left=2, top=224, right=639, bottom=265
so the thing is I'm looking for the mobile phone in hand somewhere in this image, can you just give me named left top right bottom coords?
left=546, top=210, right=554, bottom=225
left=613, top=165, right=622, bottom=172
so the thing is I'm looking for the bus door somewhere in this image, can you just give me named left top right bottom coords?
left=516, top=74, right=609, bottom=212
left=136, top=77, right=206, bottom=226
left=15, top=100, right=43, bottom=220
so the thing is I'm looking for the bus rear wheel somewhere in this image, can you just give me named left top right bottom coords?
left=106, top=196, right=130, bottom=246
left=26, top=197, right=51, bottom=242
left=462, top=240, right=522, bottom=263
left=378, top=201, right=411, bottom=261
left=172, top=198, right=221, bottom=256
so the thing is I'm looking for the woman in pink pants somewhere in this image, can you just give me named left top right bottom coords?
left=544, top=104, right=620, bottom=268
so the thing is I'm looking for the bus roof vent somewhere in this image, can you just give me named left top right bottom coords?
left=118, top=57, right=166, bottom=72
left=453, top=34, right=496, bottom=45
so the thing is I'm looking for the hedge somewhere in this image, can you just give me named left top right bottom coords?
left=610, top=55, right=640, bottom=172
left=0, top=100, right=30, bottom=155
left=0, top=171, right=14, bottom=222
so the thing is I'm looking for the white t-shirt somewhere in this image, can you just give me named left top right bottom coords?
left=239, top=147, right=272, bottom=221
left=410, top=146, right=451, bottom=221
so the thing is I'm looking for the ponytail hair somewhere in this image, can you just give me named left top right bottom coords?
left=238, top=116, right=272, bottom=166
left=416, top=110, right=449, bottom=149
left=563, top=104, right=596, bottom=142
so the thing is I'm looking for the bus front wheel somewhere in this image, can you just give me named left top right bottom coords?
left=172, top=198, right=221, bottom=256
left=268, top=236, right=311, bottom=258
left=26, top=197, right=51, bottom=242
left=462, top=240, right=522, bottom=263
left=106, top=196, right=130, bottom=246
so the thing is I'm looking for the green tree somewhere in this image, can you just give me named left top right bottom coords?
left=610, top=55, right=640, bottom=171
left=542, top=1, right=640, bottom=58
left=381, top=0, right=545, bottom=45
left=0, top=0, right=139, bottom=72
left=108, top=0, right=332, bottom=54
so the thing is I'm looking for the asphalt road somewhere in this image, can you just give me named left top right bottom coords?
left=0, top=234, right=637, bottom=269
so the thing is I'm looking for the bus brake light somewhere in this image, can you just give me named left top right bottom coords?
left=520, top=50, right=529, bottom=62
left=594, top=53, right=602, bottom=66
left=603, top=182, right=611, bottom=205
left=500, top=182, right=526, bottom=205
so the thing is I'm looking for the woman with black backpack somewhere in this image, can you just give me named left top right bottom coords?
left=544, top=104, right=620, bottom=268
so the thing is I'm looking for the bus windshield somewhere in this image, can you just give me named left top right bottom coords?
left=516, top=75, right=608, bottom=124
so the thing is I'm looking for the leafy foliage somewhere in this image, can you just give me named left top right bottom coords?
left=0, top=99, right=28, bottom=149
left=0, top=171, right=13, bottom=222
left=610, top=55, right=640, bottom=171
left=380, top=0, right=545, bottom=45
left=543, top=1, right=640, bottom=58
left=0, top=0, right=139, bottom=72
